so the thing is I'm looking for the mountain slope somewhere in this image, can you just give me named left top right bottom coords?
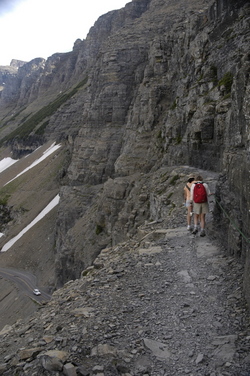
left=0, top=142, right=66, bottom=287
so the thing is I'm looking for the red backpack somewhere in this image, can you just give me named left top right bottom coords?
left=193, top=182, right=207, bottom=203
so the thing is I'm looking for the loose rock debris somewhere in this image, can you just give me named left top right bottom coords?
left=0, top=223, right=250, bottom=376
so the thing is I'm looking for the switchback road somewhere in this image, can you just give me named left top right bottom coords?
left=0, top=267, right=51, bottom=302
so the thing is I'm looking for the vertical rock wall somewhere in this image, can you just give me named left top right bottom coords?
left=48, top=0, right=250, bottom=295
left=53, top=0, right=250, bottom=292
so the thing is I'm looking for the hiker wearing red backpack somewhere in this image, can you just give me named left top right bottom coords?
left=190, top=175, right=212, bottom=237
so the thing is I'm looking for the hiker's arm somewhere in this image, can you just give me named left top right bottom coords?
left=190, top=185, right=194, bottom=202
left=205, top=183, right=212, bottom=196
left=183, top=187, right=187, bottom=201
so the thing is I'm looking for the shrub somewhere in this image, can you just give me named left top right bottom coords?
left=96, top=224, right=104, bottom=235
left=0, top=195, right=10, bottom=206
left=218, top=72, right=233, bottom=94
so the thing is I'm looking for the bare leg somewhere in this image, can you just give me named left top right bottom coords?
left=194, top=213, right=199, bottom=227
left=187, top=205, right=192, bottom=226
left=192, top=213, right=199, bottom=234
left=200, top=213, right=206, bottom=229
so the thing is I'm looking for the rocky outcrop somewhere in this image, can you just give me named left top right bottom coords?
left=0, top=0, right=249, bottom=305
left=9, top=59, right=27, bottom=68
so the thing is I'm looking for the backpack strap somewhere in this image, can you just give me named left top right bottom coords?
left=185, top=183, right=190, bottom=191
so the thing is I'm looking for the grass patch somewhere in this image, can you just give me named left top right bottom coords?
left=0, top=179, right=20, bottom=197
left=0, top=107, right=27, bottom=130
left=0, top=76, right=88, bottom=144
left=223, top=93, right=231, bottom=100
left=96, top=224, right=104, bottom=235
left=169, top=174, right=180, bottom=186
left=0, top=194, right=10, bottom=206
left=35, top=120, right=50, bottom=136
left=218, top=72, right=233, bottom=94
left=160, top=172, right=169, bottom=183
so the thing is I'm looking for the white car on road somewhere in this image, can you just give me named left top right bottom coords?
left=33, top=289, right=41, bottom=296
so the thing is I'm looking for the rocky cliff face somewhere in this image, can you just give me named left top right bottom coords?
left=0, top=0, right=249, bottom=304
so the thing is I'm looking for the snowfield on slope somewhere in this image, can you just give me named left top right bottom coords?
left=0, top=142, right=61, bottom=251
left=0, top=157, right=18, bottom=173
left=4, top=142, right=61, bottom=186
left=1, top=195, right=60, bottom=252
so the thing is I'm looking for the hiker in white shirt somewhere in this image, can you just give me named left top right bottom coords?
left=183, top=176, right=195, bottom=231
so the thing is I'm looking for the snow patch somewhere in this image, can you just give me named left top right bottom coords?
left=4, top=142, right=61, bottom=186
left=0, top=157, right=18, bottom=173
left=1, top=194, right=60, bottom=252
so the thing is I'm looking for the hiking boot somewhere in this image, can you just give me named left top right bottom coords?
left=200, top=230, right=206, bottom=237
left=187, top=225, right=191, bottom=231
left=192, top=228, right=198, bottom=235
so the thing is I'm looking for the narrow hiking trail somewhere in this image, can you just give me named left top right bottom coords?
left=120, top=223, right=250, bottom=375
left=1, top=221, right=249, bottom=375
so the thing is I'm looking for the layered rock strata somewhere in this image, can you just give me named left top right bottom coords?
left=0, top=0, right=249, bottom=305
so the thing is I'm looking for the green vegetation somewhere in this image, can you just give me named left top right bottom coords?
left=35, top=120, right=49, bottom=136
left=6, top=107, right=27, bottom=124
left=160, top=172, right=169, bottom=183
left=0, top=76, right=88, bottom=144
left=204, top=98, right=216, bottom=106
left=0, top=107, right=28, bottom=132
left=169, top=202, right=176, bottom=215
left=210, top=65, right=218, bottom=84
left=165, top=192, right=173, bottom=205
left=0, top=194, right=10, bottom=206
left=19, top=113, right=31, bottom=124
left=96, top=224, right=104, bottom=235
left=223, top=93, right=231, bottom=100
left=175, top=134, right=182, bottom=144
left=170, top=99, right=177, bottom=110
left=0, top=179, right=20, bottom=197
left=169, top=174, right=180, bottom=185
left=218, top=72, right=233, bottom=94
left=157, top=130, right=163, bottom=139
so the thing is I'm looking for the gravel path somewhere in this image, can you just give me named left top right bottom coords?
left=0, top=221, right=250, bottom=375
left=79, top=224, right=249, bottom=376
